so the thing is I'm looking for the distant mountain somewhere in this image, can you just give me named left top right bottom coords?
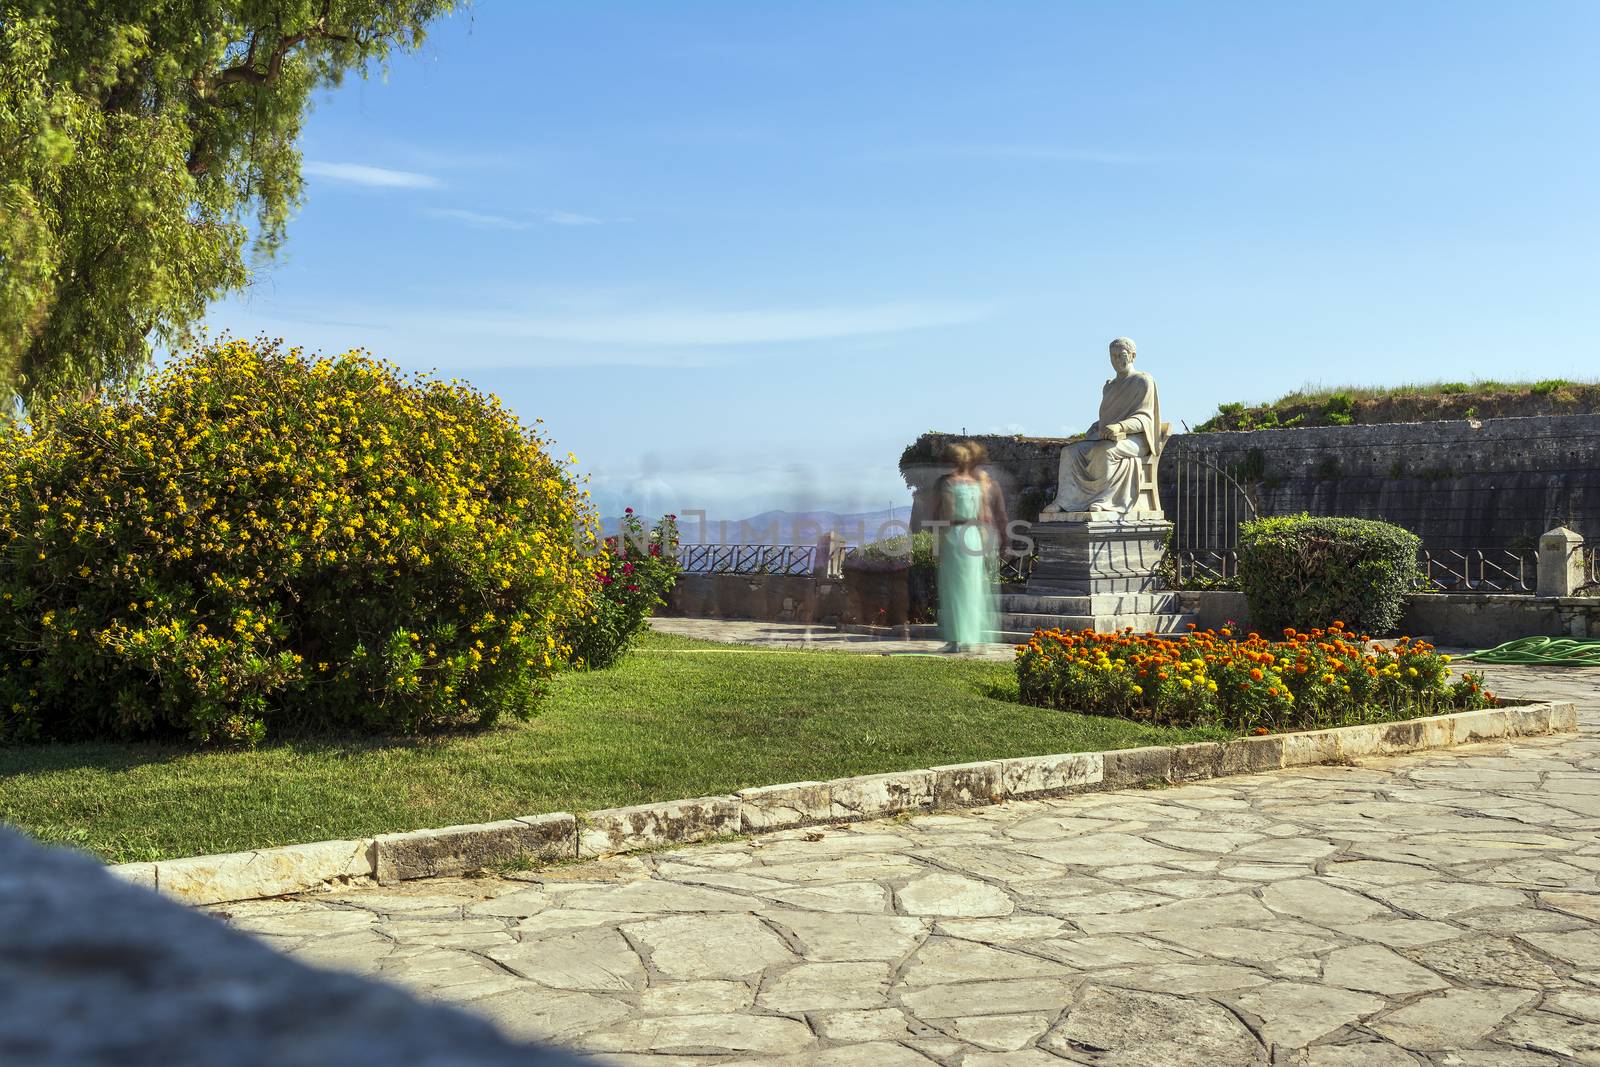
left=602, top=506, right=912, bottom=546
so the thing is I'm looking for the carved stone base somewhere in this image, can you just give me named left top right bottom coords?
left=1025, top=518, right=1173, bottom=596
left=1040, top=509, right=1166, bottom=524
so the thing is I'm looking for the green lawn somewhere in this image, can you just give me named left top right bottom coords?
left=0, top=629, right=1227, bottom=864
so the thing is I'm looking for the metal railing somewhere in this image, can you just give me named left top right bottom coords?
left=994, top=551, right=1035, bottom=585
left=677, top=540, right=1551, bottom=594
left=1419, top=549, right=1536, bottom=593
left=676, top=544, right=817, bottom=576
left=1171, top=548, right=1240, bottom=586
left=1166, top=451, right=1258, bottom=560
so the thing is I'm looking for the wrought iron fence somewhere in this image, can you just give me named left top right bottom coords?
left=994, top=551, right=1035, bottom=585
left=1171, top=548, right=1240, bottom=586
left=1419, top=549, right=1536, bottom=593
left=1166, top=451, right=1258, bottom=561
left=675, top=538, right=1551, bottom=594
left=676, top=544, right=817, bottom=576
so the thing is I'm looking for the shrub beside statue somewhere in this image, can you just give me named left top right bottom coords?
left=1238, top=515, right=1423, bottom=634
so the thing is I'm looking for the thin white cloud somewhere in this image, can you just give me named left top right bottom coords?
left=207, top=296, right=990, bottom=368
left=870, top=145, right=1158, bottom=165
left=543, top=211, right=605, bottom=226
left=434, top=300, right=990, bottom=347
left=426, top=207, right=530, bottom=230
left=956, top=146, right=1157, bottom=164
left=424, top=207, right=612, bottom=228
left=303, top=161, right=443, bottom=189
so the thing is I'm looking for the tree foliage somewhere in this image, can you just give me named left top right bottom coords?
left=0, top=1, right=457, bottom=408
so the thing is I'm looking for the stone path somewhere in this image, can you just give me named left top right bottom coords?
left=214, top=652, right=1600, bottom=1066
left=647, top=616, right=1013, bottom=660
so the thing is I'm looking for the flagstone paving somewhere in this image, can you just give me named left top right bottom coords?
left=212, top=655, right=1600, bottom=1065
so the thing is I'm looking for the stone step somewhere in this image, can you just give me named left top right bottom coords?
left=999, top=612, right=1197, bottom=636
left=999, top=592, right=1183, bottom=616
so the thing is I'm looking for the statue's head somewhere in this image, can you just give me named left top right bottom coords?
left=1109, top=337, right=1136, bottom=373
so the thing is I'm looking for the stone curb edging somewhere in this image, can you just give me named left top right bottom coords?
left=109, top=701, right=1577, bottom=906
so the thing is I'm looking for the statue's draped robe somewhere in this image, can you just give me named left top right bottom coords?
left=1050, top=371, right=1161, bottom=515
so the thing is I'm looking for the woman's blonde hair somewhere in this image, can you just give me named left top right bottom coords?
left=943, top=440, right=974, bottom=471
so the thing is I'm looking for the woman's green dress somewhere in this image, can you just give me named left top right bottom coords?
left=938, top=480, right=996, bottom=647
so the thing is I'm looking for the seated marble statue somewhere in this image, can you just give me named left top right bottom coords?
left=1040, top=337, right=1163, bottom=519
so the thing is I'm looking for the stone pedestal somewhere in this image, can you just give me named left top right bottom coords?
left=1537, top=526, right=1585, bottom=598
left=999, top=516, right=1189, bottom=635
left=1025, top=517, right=1173, bottom=595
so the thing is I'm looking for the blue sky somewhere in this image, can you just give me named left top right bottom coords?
left=207, top=2, right=1600, bottom=521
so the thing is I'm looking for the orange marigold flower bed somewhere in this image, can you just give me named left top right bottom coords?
left=1015, top=622, right=1493, bottom=734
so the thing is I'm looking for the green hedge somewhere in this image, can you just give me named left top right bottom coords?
left=1238, top=515, right=1421, bottom=634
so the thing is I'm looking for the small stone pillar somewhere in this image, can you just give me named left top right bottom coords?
left=1537, top=526, right=1585, bottom=598
left=812, top=532, right=845, bottom=579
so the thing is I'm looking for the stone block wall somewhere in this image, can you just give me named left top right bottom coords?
left=1177, top=589, right=1600, bottom=647
left=1401, top=594, right=1600, bottom=647
left=663, top=568, right=936, bottom=627
left=1167, top=414, right=1600, bottom=552
left=665, top=573, right=847, bottom=625
left=902, top=431, right=1075, bottom=528
left=905, top=413, right=1600, bottom=552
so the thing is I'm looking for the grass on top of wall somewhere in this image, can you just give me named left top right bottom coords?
left=1196, top=378, right=1600, bottom=432
left=0, top=629, right=1228, bottom=865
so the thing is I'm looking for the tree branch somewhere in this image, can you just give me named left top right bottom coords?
left=192, top=3, right=352, bottom=97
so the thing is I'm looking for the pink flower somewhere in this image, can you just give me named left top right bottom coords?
left=625, top=583, right=639, bottom=592
left=622, top=561, right=635, bottom=575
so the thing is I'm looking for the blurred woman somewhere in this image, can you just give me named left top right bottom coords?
left=966, top=441, right=1010, bottom=568
left=935, top=440, right=998, bottom=652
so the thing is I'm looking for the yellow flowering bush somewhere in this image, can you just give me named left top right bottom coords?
left=0, top=338, right=598, bottom=744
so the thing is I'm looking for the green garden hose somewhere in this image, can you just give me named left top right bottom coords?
left=1461, top=636, right=1600, bottom=666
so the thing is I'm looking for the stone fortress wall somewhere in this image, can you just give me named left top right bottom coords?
left=904, top=413, right=1600, bottom=552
